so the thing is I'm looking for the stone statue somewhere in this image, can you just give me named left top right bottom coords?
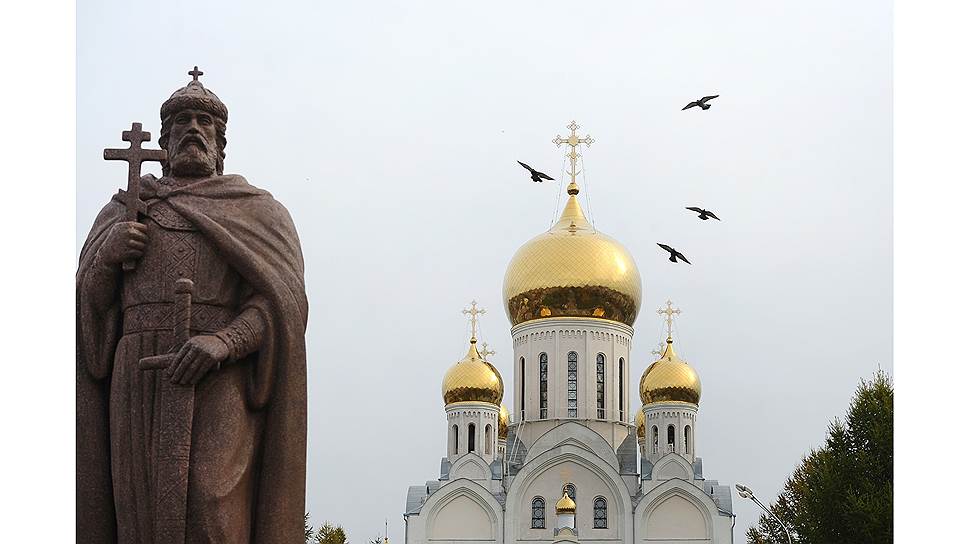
left=76, top=67, right=308, bottom=543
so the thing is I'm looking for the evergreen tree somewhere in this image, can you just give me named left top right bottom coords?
left=305, top=513, right=315, bottom=544
left=315, top=522, right=349, bottom=544
left=747, top=370, right=892, bottom=543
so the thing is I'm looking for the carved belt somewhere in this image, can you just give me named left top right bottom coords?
left=123, top=302, right=235, bottom=335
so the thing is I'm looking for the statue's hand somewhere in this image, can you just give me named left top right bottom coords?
left=167, top=335, right=230, bottom=385
left=100, top=221, right=148, bottom=266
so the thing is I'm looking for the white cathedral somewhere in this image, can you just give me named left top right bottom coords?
left=403, top=123, right=735, bottom=544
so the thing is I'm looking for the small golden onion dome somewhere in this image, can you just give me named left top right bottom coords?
left=498, top=404, right=510, bottom=439
left=503, top=182, right=642, bottom=327
left=555, top=490, right=577, bottom=514
left=441, top=338, right=504, bottom=406
left=635, top=407, right=646, bottom=438
left=640, top=337, right=702, bottom=405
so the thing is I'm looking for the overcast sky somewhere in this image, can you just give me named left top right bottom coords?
left=77, top=1, right=891, bottom=540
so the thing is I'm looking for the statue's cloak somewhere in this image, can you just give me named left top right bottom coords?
left=76, top=174, right=308, bottom=543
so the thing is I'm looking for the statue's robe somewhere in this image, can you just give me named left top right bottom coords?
left=77, top=174, right=308, bottom=543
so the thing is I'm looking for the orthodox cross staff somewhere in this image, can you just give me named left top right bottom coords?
left=138, top=278, right=196, bottom=544
left=103, top=122, right=167, bottom=271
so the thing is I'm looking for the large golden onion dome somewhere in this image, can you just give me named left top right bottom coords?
left=555, top=491, right=577, bottom=515
left=635, top=407, right=646, bottom=438
left=441, top=338, right=504, bottom=406
left=503, top=182, right=642, bottom=327
left=498, top=404, right=510, bottom=439
left=640, top=337, right=701, bottom=405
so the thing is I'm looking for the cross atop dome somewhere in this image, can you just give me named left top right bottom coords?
left=657, top=300, right=682, bottom=340
left=188, top=65, right=204, bottom=82
left=553, top=121, right=594, bottom=194
left=462, top=300, right=486, bottom=341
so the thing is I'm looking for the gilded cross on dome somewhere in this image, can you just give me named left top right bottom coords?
left=479, top=342, right=496, bottom=360
left=552, top=120, right=594, bottom=192
left=462, top=300, right=486, bottom=341
left=657, top=300, right=681, bottom=339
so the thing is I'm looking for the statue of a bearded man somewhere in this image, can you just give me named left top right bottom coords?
left=77, top=69, right=308, bottom=543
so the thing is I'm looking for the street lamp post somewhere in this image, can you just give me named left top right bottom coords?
left=735, top=484, right=793, bottom=544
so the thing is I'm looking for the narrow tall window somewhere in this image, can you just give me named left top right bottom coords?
left=684, top=425, right=691, bottom=455
left=452, top=424, right=459, bottom=455
left=652, top=425, right=659, bottom=454
left=468, top=423, right=476, bottom=453
left=567, top=351, right=579, bottom=417
left=667, top=424, right=676, bottom=453
left=531, top=497, right=546, bottom=529
left=596, top=353, right=606, bottom=419
left=485, top=424, right=492, bottom=455
left=593, top=497, right=608, bottom=529
left=520, top=357, right=526, bottom=420
left=539, top=352, right=548, bottom=419
left=618, top=358, right=625, bottom=421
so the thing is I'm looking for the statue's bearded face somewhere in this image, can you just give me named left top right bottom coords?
left=167, top=109, right=220, bottom=178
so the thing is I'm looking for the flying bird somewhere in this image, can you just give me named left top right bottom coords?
left=682, top=95, right=719, bottom=111
left=517, top=161, right=555, bottom=182
left=686, top=207, right=721, bottom=221
left=657, top=243, right=692, bottom=264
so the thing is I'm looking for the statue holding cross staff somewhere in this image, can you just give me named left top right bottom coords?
left=77, top=67, right=309, bottom=543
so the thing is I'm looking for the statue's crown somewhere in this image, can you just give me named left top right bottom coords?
left=160, top=66, right=228, bottom=122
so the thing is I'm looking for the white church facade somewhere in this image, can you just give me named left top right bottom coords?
left=403, top=123, right=735, bottom=544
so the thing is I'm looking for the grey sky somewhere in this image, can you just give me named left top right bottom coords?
left=77, top=1, right=891, bottom=540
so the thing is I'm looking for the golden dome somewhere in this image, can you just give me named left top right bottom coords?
left=503, top=182, right=642, bottom=327
left=441, top=338, right=504, bottom=406
left=640, top=337, right=702, bottom=405
left=498, top=404, right=510, bottom=439
left=635, top=407, right=646, bottom=438
left=555, top=491, right=577, bottom=514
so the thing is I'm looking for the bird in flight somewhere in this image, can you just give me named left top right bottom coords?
left=517, top=161, right=555, bottom=182
left=686, top=207, right=721, bottom=221
left=682, top=95, right=719, bottom=111
left=657, top=243, right=692, bottom=264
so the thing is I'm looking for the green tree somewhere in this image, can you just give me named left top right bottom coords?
left=747, top=370, right=893, bottom=543
left=305, top=513, right=315, bottom=544
left=315, top=522, right=348, bottom=544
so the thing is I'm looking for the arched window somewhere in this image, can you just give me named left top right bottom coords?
left=593, top=497, right=608, bottom=529
left=651, top=425, right=659, bottom=454
left=618, top=358, right=625, bottom=421
left=563, top=483, right=577, bottom=501
left=531, top=497, right=546, bottom=528
left=451, top=424, right=459, bottom=455
left=567, top=351, right=579, bottom=417
left=520, top=357, right=526, bottom=420
left=684, top=425, right=691, bottom=454
left=468, top=423, right=476, bottom=453
left=485, top=424, right=492, bottom=455
left=667, top=424, right=676, bottom=453
left=596, top=353, right=606, bottom=419
left=539, top=353, right=548, bottom=419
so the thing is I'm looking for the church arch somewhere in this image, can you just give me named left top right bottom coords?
left=484, top=424, right=492, bottom=455
left=505, top=442, right=632, bottom=543
left=451, top=424, right=459, bottom=455
left=421, top=479, right=503, bottom=542
left=684, top=425, right=691, bottom=455
left=667, top=424, right=676, bottom=453
left=468, top=423, right=476, bottom=453
left=635, top=481, right=718, bottom=542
